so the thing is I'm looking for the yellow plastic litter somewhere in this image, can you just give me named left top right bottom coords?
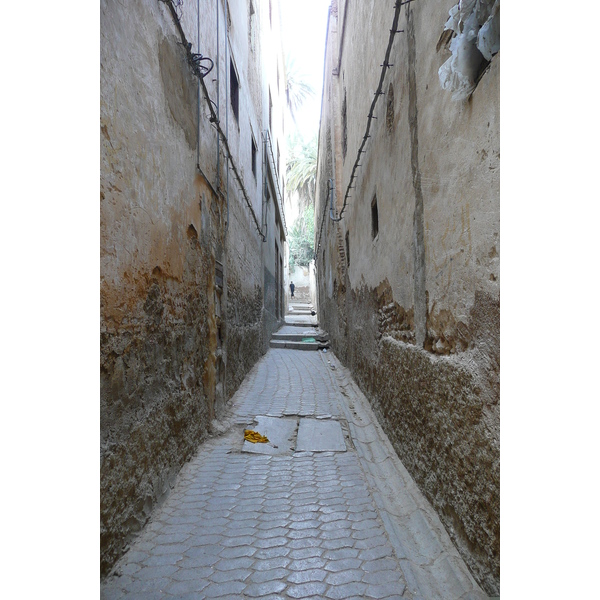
left=244, top=429, right=270, bottom=444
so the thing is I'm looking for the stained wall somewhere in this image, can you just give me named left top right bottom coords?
left=314, top=0, right=500, bottom=594
left=100, top=0, right=287, bottom=576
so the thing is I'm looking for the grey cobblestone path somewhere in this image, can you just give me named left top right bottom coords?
left=101, top=349, right=487, bottom=599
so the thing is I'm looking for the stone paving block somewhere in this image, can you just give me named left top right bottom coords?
left=114, top=592, right=163, bottom=600
left=286, top=581, right=329, bottom=598
left=321, top=519, right=352, bottom=532
left=220, top=535, right=255, bottom=548
left=364, top=582, right=407, bottom=599
left=352, top=527, right=386, bottom=540
left=143, top=551, right=183, bottom=565
left=288, top=537, right=322, bottom=550
left=170, top=565, right=213, bottom=581
left=248, top=566, right=289, bottom=584
left=287, top=568, right=328, bottom=584
left=125, top=576, right=172, bottom=593
left=253, top=556, right=291, bottom=571
left=289, top=518, right=321, bottom=530
left=162, top=578, right=210, bottom=595
left=288, top=527, right=321, bottom=539
left=319, top=503, right=348, bottom=514
left=202, top=580, right=246, bottom=597
left=213, top=556, right=255, bottom=571
left=254, top=536, right=288, bottom=549
left=320, top=528, right=353, bottom=541
left=131, top=564, right=178, bottom=580
left=122, top=550, right=149, bottom=564
left=355, top=534, right=390, bottom=549
left=319, top=511, right=347, bottom=523
left=119, top=563, right=141, bottom=575
left=227, top=526, right=256, bottom=537
left=324, top=557, right=364, bottom=572
left=289, top=546, right=324, bottom=560
left=209, top=568, right=253, bottom=583
left=218, top=545, right=257, bottom=559
left=322, top=547, right=360, bottom=560
left=362, top=569, right=403, bottom=585
left=325, top=581, right=368, bottom=599
left=100, top=586, right=125, bottom=600
left=256, top=526, right=290, bottom=539
left=288, top=556, right=327, bottom=571
left=325, top=568, right=365, bottom=585
left=244, top=580, right=287, bottom=597
left=321, top=537, right=355, bottom=549
left=254, top=546, right=290, bottom=559
left=181, top=547, right=221, bottom=566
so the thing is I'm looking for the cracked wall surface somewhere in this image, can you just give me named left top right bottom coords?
left=100, top=0, right=223, bottom=575
left=315, top=0, right=499, bottom=594
left=100, top=0, right=287, bottom=577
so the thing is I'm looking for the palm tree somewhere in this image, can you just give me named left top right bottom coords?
left=286, top=132, right=317, bottom=211
left=284, top=55, right=314, bottom=124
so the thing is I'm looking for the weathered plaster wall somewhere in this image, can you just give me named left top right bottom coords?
left=315, top=0, right=499, bottom=594
left=100, top=0, right=222, bottom=576
left=100, top=0, right=287, bottom=577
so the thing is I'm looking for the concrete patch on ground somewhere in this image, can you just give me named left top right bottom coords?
left=296, top=417, right=347, bottom=452
left=242, top=415, right=298, bottom=455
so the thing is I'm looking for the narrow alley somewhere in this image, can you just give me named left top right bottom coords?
left=101, top=0, right=500, bottom=597
left=101, top=301, right=486, bottom=600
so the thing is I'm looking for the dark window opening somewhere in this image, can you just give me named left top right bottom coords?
left=249, top=1, right=256, bottom=53
left=345, top=230, right=350, bottom=266
left=277, top=142, right=280, bottom=178
left=230, top=59, right=239, bottom=122
left=341, top=90, right=347, bottom=160
left=371, top=196, right=379, bottom=239
left=251, top=135, right=257, bottom=178
left=386, top=83, right=395, bottom=133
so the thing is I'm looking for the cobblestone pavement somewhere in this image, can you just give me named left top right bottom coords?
left=101, top=349, right=488, bottom=599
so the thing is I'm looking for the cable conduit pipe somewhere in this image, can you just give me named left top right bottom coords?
left=160, top=0, right=265, bottom=242
left=314, top=0, right=414, bottom=256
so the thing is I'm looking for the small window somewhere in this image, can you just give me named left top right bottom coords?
left=249, top=1, right=257, bottom=53
left=386, top=83, right=395, bottom=133
left=230, top=59, right=239, bottom=122
left=277, top=142, right=280, bottom=177
left=345, top=231, right=350, bottom=266
left=251, top=135, right=257, bottom=179
left=371, top=195, right=379, bottom=239
left=341, top=90, right=347, bottom=160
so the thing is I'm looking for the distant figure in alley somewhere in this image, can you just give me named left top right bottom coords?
left=289, top=281, right=295, bottom=297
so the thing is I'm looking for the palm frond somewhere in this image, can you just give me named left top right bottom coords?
left=284, top=56, right=314, bottom=123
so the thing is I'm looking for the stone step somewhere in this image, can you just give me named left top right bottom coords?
left=269, top=340, right=321, bottom=351
left=285, top=321, right=319, bottom=328
left=272, top=332, right=327, bottom=342
left=285, top=315, right=318, bottom=325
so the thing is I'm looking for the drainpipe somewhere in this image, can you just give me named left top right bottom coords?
left=225, top=30, right=229, bottom=232
left=196, top=0, right=200, bottom=171
left=216, top=0, right=220, bottom=193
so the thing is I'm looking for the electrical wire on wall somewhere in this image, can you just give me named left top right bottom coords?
left=314, top=0, right=415, bottom=260
left=160, top=0, right=266, bottom=242
left=263, top=130, right=287, bottom=236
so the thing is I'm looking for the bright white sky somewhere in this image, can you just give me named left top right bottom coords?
left=280, top=0, right=331, bottom=139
